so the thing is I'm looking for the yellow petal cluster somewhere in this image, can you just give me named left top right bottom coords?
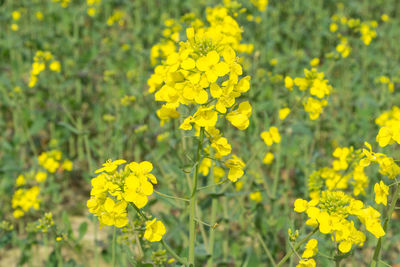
left=87, top=160, right=158, bottom=228
left=294, top=190, right=384, bottom=253
left=28, top=51, right=61, bottom=88
left=285, top=68, right=332, bottom=120
left=148, top=4, right=253, bottom=183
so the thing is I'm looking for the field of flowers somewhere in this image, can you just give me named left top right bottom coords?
left=1, top=0, right=400, bottom=266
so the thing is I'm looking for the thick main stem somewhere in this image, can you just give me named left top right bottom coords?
left=371, top=183, right=400, bottom=267
left=189, top=127, right=205, bottom=266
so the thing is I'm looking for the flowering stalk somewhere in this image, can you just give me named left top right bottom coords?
left=371, top=182, right=400, bottom=267
left=276, top=227, right=318, bottom=267
left=189, top=127, right=205, bottom=266
left=130, top=203, right=188, bottom=265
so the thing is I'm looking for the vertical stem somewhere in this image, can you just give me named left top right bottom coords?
left=272, top=141, right=281, bottom=198
left=189, top=127, right=204, bottom=266
left=371, top=183, right=400, bottom=267
left=207, top=161, right=217, bottom=267
left=94, top=218, right=99, bottom=267
left=112, top=226, right=117, bottom=267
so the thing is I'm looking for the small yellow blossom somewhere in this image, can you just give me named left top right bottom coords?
left=263, top=152, right=274, bottom=164
left=144, top=218, right=166, bottom=242
left=249, top=192, right=262, bottom=202
left=279, top=107, right=291, bottom=120
left=374, top=181, right=389, bottom=206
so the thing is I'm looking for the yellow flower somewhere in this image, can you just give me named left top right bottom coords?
left=329, top=23, right=338, bottom=32
left=249, top=192, right=262, bottom=203
left=284, top=76, right=293, bottom=91
left=374, top=181, right=389, bottom=206
left=12, top=11, right=21, bottom=21
left=358, top=207, right=385, bottom=238
left=95, top=159, right=126, bottom=174
left=226, top=101, right=252, bottom=130
left=35, top=172, right=47, bottom=183
left=263, top=152, right=274, bottom=164
left=99, top=198, right=128, bottom=228
left=16, top=175, right=26, bottom=187
left=294, top=199, right=308, bottom=213
left=214, top=166, right=226, bottom=182
left=61, top=160, right=73, bottom=171
left=260, top=126, right=281, bottom=146
left=36, top=12, right=44, bottom=21
left=128, top=161, right=157, bottom=183
left=376, top=126, right=394, bottom=147
left=225, top=155, right=245, bottom=182
left=196, top=51, right=229, bottom=83
left=144, top=218, right=166, bottom=242
left=279, top=107, right=291, bottom=120
left=269, top=58, right=278, bottom=66
left=199, top=158, right=212, bottom=176
left=193, top=106, right=218, bottom=128
left=381, top=14, right=389, bottom=22
left=296, top=258, right=316, bottom=267
left=302, top=239, right=318, bottom=258
left=235, top=180, right=243, bottom=191
left=11, top=24, right=19, bottom=31
left=211, top=137, right=232, bottom=157
left=309, top=58, right=319, bottom=67
left=49, top=61, right=61, bottom=72
left=123, top=174, right=154, bottom=208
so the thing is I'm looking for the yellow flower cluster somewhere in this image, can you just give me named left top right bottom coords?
left=150, top=18, right=181, bottom=65
left=38, top=150, right=73, bottom=173
left=296, top=239, right=317, bottom=267
left=376, top=75, right=395, bottom=93
left=52, top=0, right=70, bottom=8
left=87, top=0, right=101, bottom=17
left=29, top=51, right=61, bottom=88
left=330, top=14, right=378, bottom=46
left=12, top=149, right=73, bottom=219
left=250, top=0, right=268, bottom=12
left=335, top=37, right=351, bottom=58
left=285, top=68, right=332, bottom=120
left=360, top=142, right=400, bottom=179
left=107, top=10, right=126, bottom=26
left=148, top=5, right=253, bottom=182
left=375, top=106, right=400, bottom=147
left=260, top=126, right=281, bottom=165
left=87, top=160, right=164, bottom=240
left=36, top=212, right=55, bottom=233
left=11, top=10, right=21, bottom=31
left=199, top=157, right=226, bottom=182
left=12, top=186, right=40, bottom=219
left=308, top=146, right=369, bottom=199
left=294, top=190, right=384, bottom=253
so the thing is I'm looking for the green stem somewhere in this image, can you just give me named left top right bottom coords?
left=129, top=203, right=187, bottom=265
left=207, top=163, right=217, bottom=267
left=277, top=227, right=318, bottom=267
left=371, top=183, right=400, bottom=267
left=189, top=127, right=205, bottom=266
left=94, top=218, right=99, bottom=267
left=112, top=227, right=116, bottom=267
left=272, top=135, right=282, bottom=199
left=160, top=240, right=187, bottom=265
left=256, top=232, right=277, bottom=266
